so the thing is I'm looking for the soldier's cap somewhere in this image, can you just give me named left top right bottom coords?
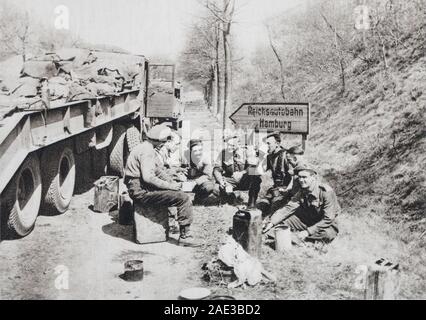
left=294, top=161, right=317, bottom=175
left=188, top=139, right=203, bottom=149
left=146, top=125, right=172, bottom=142
left=263, top=131, right=281, bottom=142
left=224, top=134, right=239, bottom=143
left=287, top=145, right=305, bottom=155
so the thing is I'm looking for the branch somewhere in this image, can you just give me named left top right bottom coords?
left=319, top=11, right=344, bottom=43
left=265, top=23, right=285, bottom=100
left=202, top=0, right=227, bottom=24
left=195, top=24, right=218, bottom=50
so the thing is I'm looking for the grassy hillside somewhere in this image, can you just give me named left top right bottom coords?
left=306, top=35, right=426, bottom=226
left=208, top=22, right=426, bottom=300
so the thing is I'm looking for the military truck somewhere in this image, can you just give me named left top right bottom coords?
left=147, top=64, right=184, bottom=129
left=0, top=49, right=181, bottom=239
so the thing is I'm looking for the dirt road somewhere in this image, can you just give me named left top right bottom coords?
left=0, top=187, right=206, bottom=299
left=0, top=91, right=215, bottom=300
left=1, top=91, right=422, bottom=300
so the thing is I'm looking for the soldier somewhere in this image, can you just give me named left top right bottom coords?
left=263, top=162, right=340, bottom=244
left=184, top=139, right=217, bottom=201
left=124, top=124, right=200, bottom=247
left=284, top=145, right=305, bottom=198
left=158, top=130, right=187, bottom=182
left=286, top=145, right=305, bottom=169
left=257, top=132, right=292, bottom=216
left=213, top=134, right=262, bottom=208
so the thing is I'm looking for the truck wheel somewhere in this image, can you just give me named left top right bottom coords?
left=109, top=125, right=126, bottom=177
left=126, top=126, right=141, bottom=153
left=4, top=155, right=42, bottom=237
left=41, top=146, right=76, bottom=216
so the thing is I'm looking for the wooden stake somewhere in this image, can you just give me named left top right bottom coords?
left=364, top=259, right=400, bottom=300
left=302, top=134, right=307, bottom=152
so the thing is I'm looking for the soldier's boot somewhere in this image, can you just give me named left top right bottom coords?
left=226, top=192, right=238, bottom=206
left=247, top=191, right=258, bottom=209
left=178, top=225, right=202, bottom=247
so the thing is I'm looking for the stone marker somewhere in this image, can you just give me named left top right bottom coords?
left=364, top=259, right=400, bottom=300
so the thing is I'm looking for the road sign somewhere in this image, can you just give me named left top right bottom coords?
left=229, top=103, right=310, bottom=134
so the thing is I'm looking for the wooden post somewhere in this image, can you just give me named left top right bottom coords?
left=302, top=134, right=307, bottom=152
left=364, top=259, right=400, bottom=300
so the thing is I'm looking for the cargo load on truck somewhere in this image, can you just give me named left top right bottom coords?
left=0, top=48, right=145, bottom=120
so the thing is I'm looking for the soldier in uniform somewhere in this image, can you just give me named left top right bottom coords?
left=213, top=134, right=262, bottom=208
left=184, top=139, right=217, bottom=201
left=124, top=125, right=200, bottom=247
left=158, top=130, right=187, bottom=182
left=286, top=145, right=305, bottom=169
left=263, top=162, right=340, bottom=244
left=284, top=145, right=305, bottom=198
left=257, top=132, right=292, bottom=216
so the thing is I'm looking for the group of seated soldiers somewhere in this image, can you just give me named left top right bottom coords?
left=124, top=124, right=340, bottom=248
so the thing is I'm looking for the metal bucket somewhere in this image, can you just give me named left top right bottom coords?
left=122, top=260, right=144, bottom=282
left=275, top=225, right=292, bottom=252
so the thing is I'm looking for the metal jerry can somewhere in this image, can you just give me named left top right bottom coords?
left=232, top=209, right=262, bottom=258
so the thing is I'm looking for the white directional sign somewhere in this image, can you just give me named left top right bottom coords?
left=229, top=103, right=310, bottom=134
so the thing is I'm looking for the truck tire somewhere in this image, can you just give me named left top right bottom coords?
left=4, top=155, right=42, bottom=237
left=126, top=126, right=141, bottom=153
left=41, top=146, right=76, bottom=216
left=109, top=125, right=126, bottom=177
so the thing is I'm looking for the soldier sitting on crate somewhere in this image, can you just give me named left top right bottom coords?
left=257, top=132, right=293, bottom=216
left=212, top=134, right=262, bottom=208
left=262, top=162, right=340, bottom=245
left=124, top=124, right=201, bottom=247
left=183, top=139, right=218, bottom=202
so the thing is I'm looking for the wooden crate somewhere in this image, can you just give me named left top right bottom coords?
left=134, top=204, right=169, bottom=244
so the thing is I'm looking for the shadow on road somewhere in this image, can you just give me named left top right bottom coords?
left=102, top=222, right=134, bottom=243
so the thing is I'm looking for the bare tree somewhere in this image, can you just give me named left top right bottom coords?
left=179, top=10, right=222, bottom=116
left=0, top=2, right=77, bottom=61
left=220, top=0, right=235, bottom=129
left=0, top=3, right=33, bottom=61
left=319, top=10, right=347, bottom=93
left=265, top=23, right=286, bottom=100
left=202, top=0, right=236, bottom=128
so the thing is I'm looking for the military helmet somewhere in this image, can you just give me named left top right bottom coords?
left=146, top=125, right=172, bottom=142
left=293, top=161, right=317, bottom=175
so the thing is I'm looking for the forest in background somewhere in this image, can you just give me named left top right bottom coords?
left=179, top=0, right=426, bottom=224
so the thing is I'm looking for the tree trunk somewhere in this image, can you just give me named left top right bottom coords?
left=266, top=24, right=286, bottom=100
left=339, top=57, right=345, bottom=93
left=217, top=69, right=223, bottom=119
left=213, top=23, right=220, bottom=117
left=223, top=35, right=232, bottom=130
left=215, top=23, right=223, bottom=119
left=221, top=0, right=235, bottom=130
left=212, top=63, right=219, bottom=115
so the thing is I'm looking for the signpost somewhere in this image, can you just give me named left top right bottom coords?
left=229, top=102, right=311, bottom=150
